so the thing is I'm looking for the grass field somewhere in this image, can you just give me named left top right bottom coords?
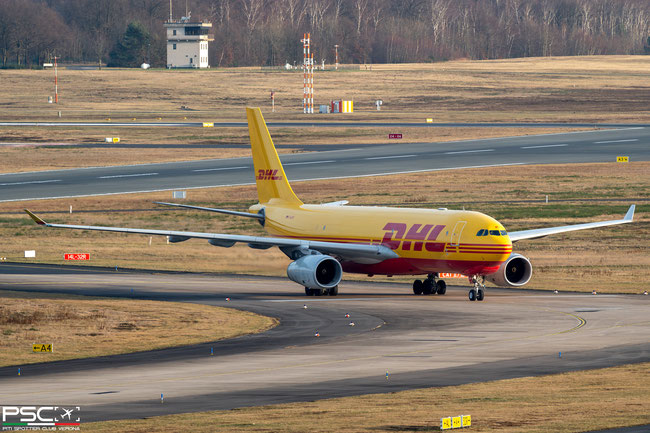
left=88, top=362, right=650, bottom=433
left=1, top=55, right=649, bottom=171
left=0, top=289, right=277, bottom=367
left=1, top=161, right=647, bottom=294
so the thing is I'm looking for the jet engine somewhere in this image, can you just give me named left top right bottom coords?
left=485, top=253, right=533, bottom=287
left=287, top=254, right=342, bottom=290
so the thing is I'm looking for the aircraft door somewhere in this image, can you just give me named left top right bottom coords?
left=450, top=221, right=467, bottom=246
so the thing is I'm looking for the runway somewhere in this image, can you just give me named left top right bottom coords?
left=1, top=121, right=650, bottom=128
left=0, top=263, right=648, bottom=423
left=1, top=127, right=649, bottom=202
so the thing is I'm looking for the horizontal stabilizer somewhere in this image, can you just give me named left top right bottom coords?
left=155, top=202, right=264, bottom=220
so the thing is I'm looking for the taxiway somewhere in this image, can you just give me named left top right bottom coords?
left=0, top=264, right=648, bottom=422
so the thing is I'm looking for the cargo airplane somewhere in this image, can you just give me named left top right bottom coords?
left=26, top=108, right=635, bottom=301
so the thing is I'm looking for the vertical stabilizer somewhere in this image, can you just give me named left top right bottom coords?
left=246, top=107, right=303, bottom=206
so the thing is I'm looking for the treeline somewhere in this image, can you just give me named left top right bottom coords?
left=1, top=0, right=649, bottom=68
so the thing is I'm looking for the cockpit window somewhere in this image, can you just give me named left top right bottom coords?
left=500, top=230, right=507, bottom=236
left=476, top=229, right=486, bottom=236
left=489, top=230, right=501, bottom=236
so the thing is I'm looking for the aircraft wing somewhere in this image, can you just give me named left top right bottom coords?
left=25, top=210, right=398, bottom=264
left=508, top=205, right=635, bottom=242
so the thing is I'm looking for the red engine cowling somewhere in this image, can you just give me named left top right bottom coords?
left=485, top=253, right=533, bottom=287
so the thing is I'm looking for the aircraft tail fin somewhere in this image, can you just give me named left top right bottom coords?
left=246, top=107, right=303, bottom=206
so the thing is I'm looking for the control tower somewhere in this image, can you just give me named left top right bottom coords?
left=164, top=14, right=213, bottom=68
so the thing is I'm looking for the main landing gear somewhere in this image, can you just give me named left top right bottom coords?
left=468, top=275, right=485, bottom=302
left=413, top=274, right=447, bottom=296
left=305, top=286, right=338, bottom=296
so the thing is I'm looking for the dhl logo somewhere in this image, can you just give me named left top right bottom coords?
left=381, top=223, right=446, bottom=252
left=256, top=169, right=283, bottom=181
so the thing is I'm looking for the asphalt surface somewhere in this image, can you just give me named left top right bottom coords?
left=0, top=263, right=648, bottom=427
left=1, top=127, right=649, bottom=202
left=2, top=121, right=650, bottom=128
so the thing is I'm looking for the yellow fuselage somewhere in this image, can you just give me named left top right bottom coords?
left=252, top=202, right=512, bottom=276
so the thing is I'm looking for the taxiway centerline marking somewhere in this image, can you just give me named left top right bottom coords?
left=192, top=166, right=249, bottom=172
left=521, top=144, right=568, bottom=149
left=0, top=179, right=61, bottom=186
left=98, top=173, right=159, bottom=179
left=284, top=160, right=336, bottom=166
left=445, top=149, right=494, bottom=155
left=594, top=139, right=639, bottom=144
left=364, top=155, right=417, bottom=160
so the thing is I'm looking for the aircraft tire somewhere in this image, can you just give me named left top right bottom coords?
left=422, top=279, right=434, bottom=295
left=413, top=279, right=424, bottom=295
left=468, top=289, right=477, bottom=301
left=436, top=280, right=447, bottom=295
left=329, top=285, right=338, bottom=296
left=477, top=288, right=484, bottom=301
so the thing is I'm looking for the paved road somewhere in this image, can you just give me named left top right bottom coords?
left=2, top=121, right=650, bottom=128
left=0, top=263, right=648, bottom=425
left=1, top=127, right=648, bottom=202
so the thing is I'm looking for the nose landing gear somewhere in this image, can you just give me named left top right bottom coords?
left=469, top=275, right=485, bottom=301
left=413, top=274, right=447, bottom=296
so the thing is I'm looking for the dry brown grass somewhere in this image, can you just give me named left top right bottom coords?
left=0, top=290, right=277, bottom=367
left=88, top=362, right=650, bottom=433
left=2, top=55, right=649, bottom=171
left=1, top=161, right=647, bottom=294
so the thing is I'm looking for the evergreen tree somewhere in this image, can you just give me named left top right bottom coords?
left=109, top=21, right=150, bottom=67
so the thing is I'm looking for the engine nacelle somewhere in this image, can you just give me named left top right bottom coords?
left=287, top=255, right=342, bottom=290
left=485, top=253, right=533, bottom=287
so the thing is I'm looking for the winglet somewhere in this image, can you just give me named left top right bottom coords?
left=24, top=209, right=47, bottom=226
left=624, top=205, right=635, bottom=222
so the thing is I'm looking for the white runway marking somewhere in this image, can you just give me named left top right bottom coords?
left=521, top=144, right=568, bottom=149
left=284, top=160, right=336, bottom=166
left=445, top=149, right=494, bottom=155
left=192, top=166, right=248, bottom=172
left=0, top=179, right=61, bottom=186
left=364, top=155, right=417, bottom=160
left=98, top=172, right=159, bottom=179
left=594, top=139, right=638, bottom=144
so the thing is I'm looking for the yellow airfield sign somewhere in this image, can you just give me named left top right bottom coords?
left=616, top=156, right=629, bottom=162
left=33, top=343, right=53, bottom=353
